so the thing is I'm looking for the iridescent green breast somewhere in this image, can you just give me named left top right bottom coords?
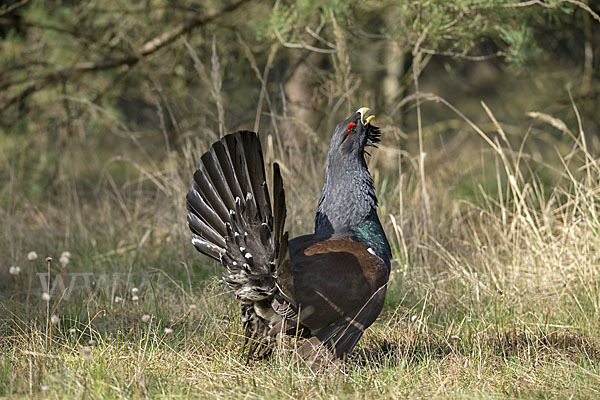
left=352, top=213, right=391, bottom=268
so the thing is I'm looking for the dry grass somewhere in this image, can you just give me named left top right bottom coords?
left=2, top=89, right=600, bottom=398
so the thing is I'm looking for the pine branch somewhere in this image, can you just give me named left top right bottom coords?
left=1, top=0, right=248, bottom=112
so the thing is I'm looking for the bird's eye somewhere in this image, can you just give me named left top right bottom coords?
left=345, top=122, right=357, bottom=139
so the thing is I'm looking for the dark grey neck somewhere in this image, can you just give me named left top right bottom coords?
left=314, top=149, right=391, bottom=264
left=315, top=152, right=376, bottom=235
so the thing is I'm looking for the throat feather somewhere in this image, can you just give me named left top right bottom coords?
left=315, top=157, right=377, bottom=237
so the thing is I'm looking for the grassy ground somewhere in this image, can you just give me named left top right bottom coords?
left=1, top=101, right=600, bottom=398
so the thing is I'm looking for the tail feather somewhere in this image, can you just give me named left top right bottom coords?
left=187, top=213, right=225, bottom=249
left=223, top=134, right=256, bottom=211
left=211, top=141, right=245, bottom=202
left=186, top=188, right=226, bottom=237
left=272, top=163, right=286, bottom=255
left=192, top=168, right=229, bottom=222
left=239, top=132, right=271, bottom=221
left=187, top=131, right=289, bottom=358
left=223, top=196, right=275, bottom=299
left=190, top=234, right=223, bottom=261
left=225, top=195, right=271, bottom=277
left=187, top=131, right=287, bottom=300
left=200, top=150, right=236, bottom=213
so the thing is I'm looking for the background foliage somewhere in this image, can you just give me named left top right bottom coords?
left=1, top=0, right=600, bottom=398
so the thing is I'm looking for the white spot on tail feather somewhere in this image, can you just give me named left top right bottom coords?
left=367, top=247, right=376, bottom=256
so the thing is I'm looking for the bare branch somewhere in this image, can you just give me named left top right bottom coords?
left=420, top=48, right=504, bottom=61
left=0, top=0, right=29, bottom=17
left=1, top=0, right=248, bottom=112
left=504, top=0, right=600, bottom=23
left=274, top=26, right=338, bottom=54
left=304, top=26, right=337, bottom=49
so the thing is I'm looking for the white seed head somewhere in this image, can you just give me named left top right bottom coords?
left=42, top=292, right=51, bottom=302
left=88, top=339, right=96, bottom=345
left=45, top=257, right=52, bottom=263
left=50, top=314, right=59, bottom=325
left=114, top=296, right=122, bottom=303
left=131, top=295, right=139, bottom=302
left=9, top=266, right=20, bottom=276
left=41, top=385, right=49, bottom=392
left=141, top=314, right=151, bottom=323
left=60, top=251, right=72, bottom=259
left=189, top=304, right=197, bottom=310
left=27, top=251, right=38, bottom=261
left=163, top=327, right=173, bottom=334
left=59, top=255, right=69, bottom=267
left=131, top=287, right=139, bottom=296
left=69, top=328, right=76, bottom=334
left=80, top=346, right=93, bottom=361
left=410, top=315, right=417, bottom=323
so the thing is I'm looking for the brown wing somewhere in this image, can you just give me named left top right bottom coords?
left=288, top=235, right=389, bottom=357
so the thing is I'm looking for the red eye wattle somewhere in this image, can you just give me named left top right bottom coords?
left=346, top=122, right=357, bottom=138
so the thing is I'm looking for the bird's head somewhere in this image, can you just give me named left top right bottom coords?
left=330, top=107, right=381, bottom=158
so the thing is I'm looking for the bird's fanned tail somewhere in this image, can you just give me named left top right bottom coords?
left=186, top=130, right=287, bottom=358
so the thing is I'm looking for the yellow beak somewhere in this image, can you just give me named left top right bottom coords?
left=356, top=107, right=370, bottom=124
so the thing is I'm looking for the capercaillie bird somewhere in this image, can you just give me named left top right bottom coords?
left=186, top=107, right=391, bottom=360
